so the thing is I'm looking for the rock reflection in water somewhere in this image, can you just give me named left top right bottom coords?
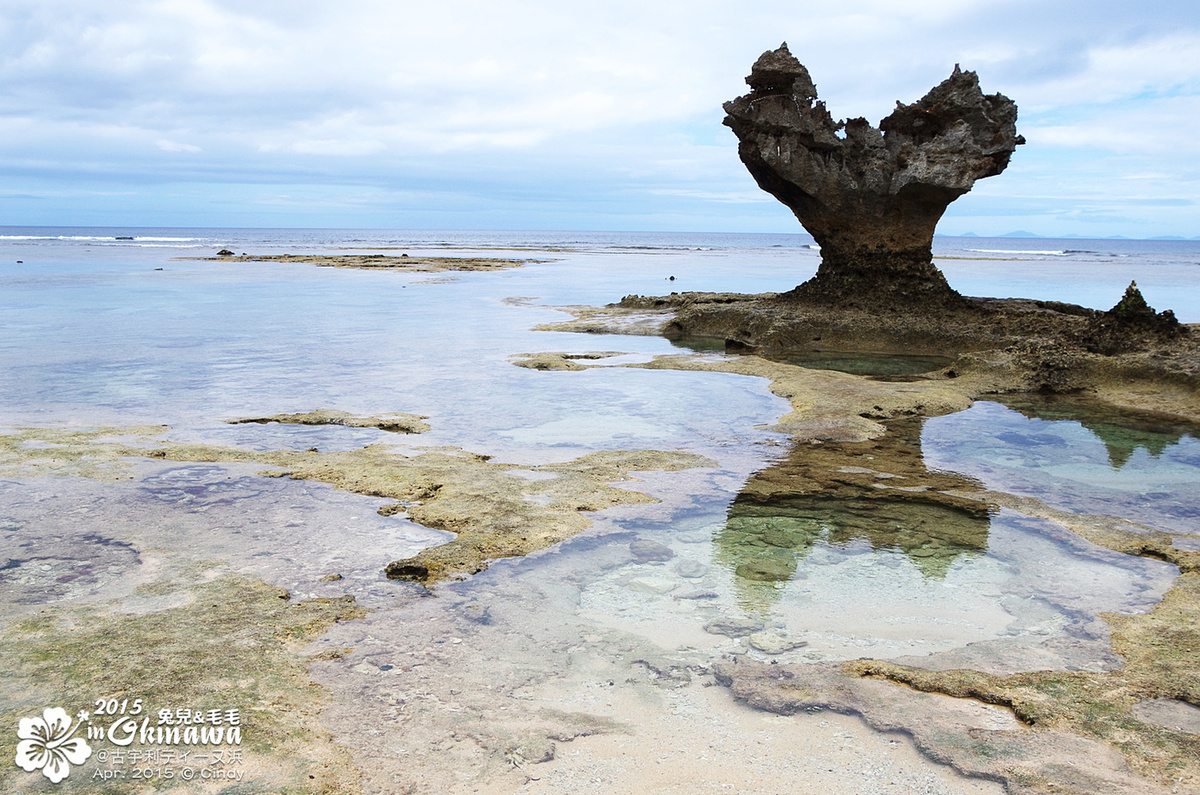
left=715, top=417, right=994, bottom=608
left=997, top=393, right=1200, bottom=469
left=720, top=494, right=989, bottom=585
left=924, top=398, right=1200, bottom=533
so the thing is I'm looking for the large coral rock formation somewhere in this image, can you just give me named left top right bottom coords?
left=724, top=44, right=1024, bottom=307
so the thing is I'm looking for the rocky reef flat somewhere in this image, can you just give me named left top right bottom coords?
left=545, top=285, right=1199, bottom=422
left=183, top=252, right=537, bottom=271
left=521, top=283, right=1200, bottom=793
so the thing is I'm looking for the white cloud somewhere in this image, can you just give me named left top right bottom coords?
left=156, top=139, right=201, bottom=152
left=648, top=188, right=774, bottom=204
left=1024, top=94, right=1200, bottom=157
left=1011, top=33, right=1200, bottom=109
left=0, top=0, right=1197, bottom=233
left=281, top=139, right=386, bottom=156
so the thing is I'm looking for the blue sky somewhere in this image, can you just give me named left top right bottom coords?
left=0, top=0, right=1197, bottom=237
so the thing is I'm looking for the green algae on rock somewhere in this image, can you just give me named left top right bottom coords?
left=511, top=349, right=978, bottom=441
left=132, top=440, right=713, bottom=585
left=512, top=339, right=1199, bottom=792
left=0, top=572, right=365, bottom=794
left=0, top=423, right=714, bottom=587
left=509, top=351, right=627, bottom=372
left=707, top=477, right=1200, bottom=794
left=228, top=408, right=431, bottom=435
left=145, top=441, right=714, bottom=585
left=0, top=425, right=170, bottom=481
left=598, top=289, right=1199, bottom=421
left=378, top=448, right=716, bottom=584
left=713, top=656, right=1176, bottom=795
left=630, top=353, right=978, bottom=440
left=845, top=560, right=1200, bottom=794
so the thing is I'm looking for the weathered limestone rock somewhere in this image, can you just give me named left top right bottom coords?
left=1084, top=280, right=1184, bottom=354
left=724, top=43, right=1024, bottom=307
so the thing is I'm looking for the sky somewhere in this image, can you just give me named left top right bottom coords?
left=0, top=0, right=1197, bottom=237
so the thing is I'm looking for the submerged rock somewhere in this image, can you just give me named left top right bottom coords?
left=723, top=43, right=1024, bottom=307
left=703, top=617, right=765, bottom=637
left=629, top=538, right=676, bottom=563
left=184, top=252, right=536, bottom=272
left=626, top=575, right=678, bottom=594
left=734, top=555, right=798, bottom=582
left=673, top=559, right=709, bottom=579
left=0, top=423, right=714, bottom=587
left=748, top=630, right=808, bottom=654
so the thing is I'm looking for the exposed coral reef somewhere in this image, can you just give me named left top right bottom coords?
left=182, top=253, right=535, bottom=272
left=0, top=424, right=712, bottom=586
left=522, top=295, right=1199, bottom=793
left=1085, top=280, right=1184, bottom=355
left=710, top=507, right=1200, bottom=795
left=599, top=288, right=1198, bottom=421
left=229, top=408, right=431, bottom=434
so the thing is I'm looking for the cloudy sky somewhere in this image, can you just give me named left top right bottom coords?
left=1, top=0, right=1197, bottom=237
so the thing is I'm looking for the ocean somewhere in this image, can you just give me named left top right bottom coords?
left=1, top=226, right=1198, bottom=793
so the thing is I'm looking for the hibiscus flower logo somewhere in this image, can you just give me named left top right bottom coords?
left=14, top=707, right=92, bottom=783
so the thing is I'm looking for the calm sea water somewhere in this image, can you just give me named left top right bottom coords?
left=2, top=227, right=1196, bottom=428
left=3, top=222, right=1195, bottom=601
left=4, top=226, right=1195, bottom=314
left=1, top=227, right=1198, bottom=789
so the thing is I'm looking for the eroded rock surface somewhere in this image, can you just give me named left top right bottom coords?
left=1084, top=281, right=1184, bottom=355
left=182, top=253, right=536, bottom=272
left=0, top=572, right=367, bottom=795
left=593, top=291, right=1200, bottom=421
left=724, top=43, right=1024, bottom=306
left=229, top=408, right=431, bottom=434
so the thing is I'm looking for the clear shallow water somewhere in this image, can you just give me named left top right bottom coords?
left=0, top=231, right=803, bottom=460
left=2, top=227, right=1195, bottom=654
left=924, top=399, right=1200, bottom=534
left=1, top=227, right=1198, bottom=791
left=570, top=502, right=1172, bottom=668
left=8, top=225, right=1186, bottom=434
